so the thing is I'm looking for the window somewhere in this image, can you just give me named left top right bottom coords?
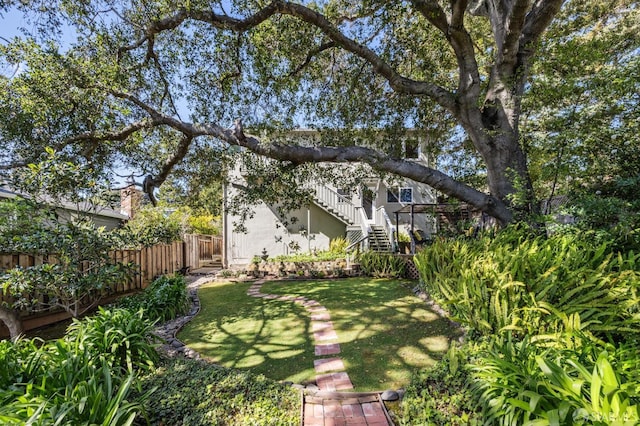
left=400, top=187, right=413, bottom=203
left=387, top=189, right=399, bottom=203
left=404, top=140, right=420, bottom=159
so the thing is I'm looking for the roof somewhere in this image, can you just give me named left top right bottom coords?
left=0, top=186, right=129, bottom=221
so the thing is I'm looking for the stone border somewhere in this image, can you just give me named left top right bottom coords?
left=152, top=275, right=214, bottom=359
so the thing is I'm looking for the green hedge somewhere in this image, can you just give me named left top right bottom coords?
left=116, top=274, right=190, bottom=323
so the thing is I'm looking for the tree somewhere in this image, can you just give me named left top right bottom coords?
left=0, top=152, right=133, bottom=340
left=521, top=1, right=640, bottom=206
left=0, top=1, right=637, bottom=225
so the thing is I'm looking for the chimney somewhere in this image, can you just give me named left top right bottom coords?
left=120, top=185, right=142, bottom=219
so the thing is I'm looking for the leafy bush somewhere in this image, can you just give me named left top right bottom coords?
left=471, top=333, right=640, bottom=425
left=404, top=226, right=640, bottom=424
left=328, top=236, right=349, bottom=254
left=556, top=176, right=640, bottom=252
left=116, top=274, right=190, bottom=323
left=121, top=207, right=221, bottom=247
left=270, top=251, right=346, bottom=263
left=0, top=312, right=156, bottom=425
left=135, top=357, right=300, bottom=425
left=414, top=226, right=640, bottom=339
left=119, top=206, right=184, bottom=247
left=358, top=251, right=406, bottom=278
left=397, top=231, right=411, bottom=243
left=188, top=213, right=221, bottom=235
left=65, top=307, right=159, bottom=375
left=0, top=203, right=136, bottom=339
left=0, top=338, right=49, bottom=390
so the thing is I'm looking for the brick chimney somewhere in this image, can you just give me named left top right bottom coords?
left=120, top=185, right=142, bottom=219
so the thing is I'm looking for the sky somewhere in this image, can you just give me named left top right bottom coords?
left=0, top=7, right=136, bottom=187
left=1, top=7, right=38, bottom=40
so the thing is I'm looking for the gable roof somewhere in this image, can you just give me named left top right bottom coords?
left=0, top=186, right=129, bottom=221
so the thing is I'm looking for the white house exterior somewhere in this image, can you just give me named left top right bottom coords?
left=222, top=130, right=440, bottom=268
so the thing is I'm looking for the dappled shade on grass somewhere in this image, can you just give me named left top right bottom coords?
left=179, top=278, right=462, bottom=391
left=179, top=281, right=316, bottom=385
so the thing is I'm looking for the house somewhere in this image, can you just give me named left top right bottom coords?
left=0, top=186, right=129, bottom=230
left=222, top=130, right=439, bottom=268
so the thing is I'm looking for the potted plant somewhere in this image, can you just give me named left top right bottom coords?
left=397, top=232, right=411, bottom=254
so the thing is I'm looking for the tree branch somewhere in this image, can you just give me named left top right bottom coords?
left=521, top=0, right=565, bottom=60
left=98, top=90, right=511, bottom=221
left=410, top=0, right=449, bottom=34
left=450, top=0, right=469, bottom=29
left=117, top=1, right=458, bottom=114
left=228, top=129, right=511, bottom=222
left=66, top=118, right=155, bottom=144
left=411, top=0, right=481, bottom=111
left=287, top=41, right=336, bottom=77
left=502, top=0, right=531, bottom=68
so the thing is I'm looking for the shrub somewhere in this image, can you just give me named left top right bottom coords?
left=0, top=328, right=153, bottom=425
left=117, top=274, right=190, bottom=323
left=188, top=214, right=221, bottom=235
left=413, top=226, right=640, bottom=339
left=358, top=251, right=406, bottom=278
left=65, top=307, right=159, bottom=375
left=471, top=333, right=640, bottom=425
left=329, top=236, right=349, bottom=254
left=0, top=338, right=50, bottom=390
left=398, top=345, right=479, bottom=425
left=397, top=231, right=411, bottom=243
left=119, top=206, right=183, bottom=247
left=270, top=251, right=345, bottom=262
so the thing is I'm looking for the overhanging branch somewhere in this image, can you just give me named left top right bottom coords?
left=109, top=91, right=511, bottom=221
left=117, top=1, right=458, bottom=114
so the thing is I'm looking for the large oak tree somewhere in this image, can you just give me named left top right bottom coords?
left=0, top=0, right=637, bottom=224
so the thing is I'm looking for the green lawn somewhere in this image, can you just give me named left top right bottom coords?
left=179, top=278, right=462, bottom=391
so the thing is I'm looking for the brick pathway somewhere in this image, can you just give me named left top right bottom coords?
left=247, top=279, right=392, bottom=425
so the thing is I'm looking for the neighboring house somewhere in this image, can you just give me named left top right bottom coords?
left=222, top=129, right=439, bottom=268
left=0, top=186, right=129, bottom=230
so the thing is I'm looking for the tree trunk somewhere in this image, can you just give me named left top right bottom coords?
left=0, top=306, right=24, bottom=341
left=484, top=134, right=536, bottom=211
left=457, top=66, right=539, bottom=222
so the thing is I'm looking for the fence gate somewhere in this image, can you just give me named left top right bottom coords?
left=184, top=234, right=223, bottom=269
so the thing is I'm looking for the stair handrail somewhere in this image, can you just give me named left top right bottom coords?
left=346, top=234, right=368, bottom=253
left=310, top=184, right=360, bottom=225
left=375, top=206, right=396, bottom=251
left=357, top=207, right=371, bottom=249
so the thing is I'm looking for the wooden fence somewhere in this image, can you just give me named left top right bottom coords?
left=0, top=241, right=185, bottom=290
left=184, top=234, right=223, bottom=268
left=0, top=241, right=186, bottom=337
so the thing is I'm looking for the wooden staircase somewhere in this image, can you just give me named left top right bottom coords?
left=368, top=226, right=392, bottom=252
left=311, top=185, right=359, bottom=226
left=314, top=198, right=356, bottom=225
left=311, top=185, right=393, bottom=252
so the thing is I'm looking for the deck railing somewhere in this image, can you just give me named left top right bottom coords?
left=311, top=184, right=361, bottom=226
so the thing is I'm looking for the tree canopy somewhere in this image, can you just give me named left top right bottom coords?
left=0, top=0, right=638, bottom=225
